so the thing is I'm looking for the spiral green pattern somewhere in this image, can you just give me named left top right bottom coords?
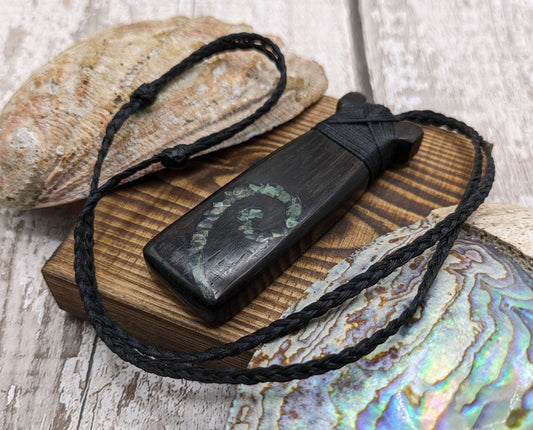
left=188, top=183, right=301, bottom=289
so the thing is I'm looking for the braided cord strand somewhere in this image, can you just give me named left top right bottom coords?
left=74, top=34, right=495, bottom=384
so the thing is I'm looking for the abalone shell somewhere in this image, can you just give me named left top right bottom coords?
left=0, top=16, right=327, bottom=209
left=227, top=204, right=533, bottom=429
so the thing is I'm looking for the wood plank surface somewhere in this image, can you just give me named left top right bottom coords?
left=42, top=96, right=474, bottom=369
left=360, top=0, right=533, bottom=207
left=0, top=1, right=531, bottom=429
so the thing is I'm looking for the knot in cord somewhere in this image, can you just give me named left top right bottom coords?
left=158, top=145, right=194, bottom=169
left=314, top=101, right=398, bottom=183
left=130, top=82, right=160, bottom=108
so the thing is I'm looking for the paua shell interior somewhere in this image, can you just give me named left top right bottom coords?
left=227, top=216, right=533, bottom=429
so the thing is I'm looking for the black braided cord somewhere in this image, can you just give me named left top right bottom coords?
left=73, top=33, right=495, bottom=384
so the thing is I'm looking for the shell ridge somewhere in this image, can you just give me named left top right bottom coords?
left=0, top=16, right=327, bottom=209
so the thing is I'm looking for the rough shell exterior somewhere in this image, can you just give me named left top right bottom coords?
left=0, top=16, right=327, bottom=209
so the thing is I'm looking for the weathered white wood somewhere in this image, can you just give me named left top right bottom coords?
left=0, top=204, right=91, bottom=429
left=176, top=0, right=364, bottom=98
left=359, top=0, right=533, bottom=207
left=0, top=1, right=360, bottom=428
left=4, top=0, right=530, bottom=428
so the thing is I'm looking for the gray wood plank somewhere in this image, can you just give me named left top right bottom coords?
left=359, top=0, right=533, bottom=207
left=0, top=204, right=90, bottom=429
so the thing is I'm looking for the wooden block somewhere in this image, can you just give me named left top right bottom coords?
left=42, top=96, right=474, bottom=368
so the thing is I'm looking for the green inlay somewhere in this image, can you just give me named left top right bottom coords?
left=188, top=183, right=302, bottom=291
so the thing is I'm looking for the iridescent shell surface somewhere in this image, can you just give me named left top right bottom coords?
left=227, top=204, right=533, bottom=429
left=0, top=16, right=327, bottom=209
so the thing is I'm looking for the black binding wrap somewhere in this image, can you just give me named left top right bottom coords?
left=73, top=33, right=495, bottom=384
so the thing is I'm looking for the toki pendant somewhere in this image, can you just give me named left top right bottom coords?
left=143, top=93, right=423, bottom=325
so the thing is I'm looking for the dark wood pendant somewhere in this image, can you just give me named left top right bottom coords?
left=143, top=93, right=423, bottom=325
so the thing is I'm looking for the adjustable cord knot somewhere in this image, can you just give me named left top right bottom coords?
left=159, top=144, right=194, bottom=168
left=130, top=82, right=159, bottom=108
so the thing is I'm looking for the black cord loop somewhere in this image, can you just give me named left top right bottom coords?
left=73, top=33, right=495, bottom=384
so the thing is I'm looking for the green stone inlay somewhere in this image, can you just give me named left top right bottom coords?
left=248, top=208, right=264, bottom=219
left=286, top=204, right=301, bottom=219
left=285, top=218, right=299, bottom=229
left=278, top=190, right=291, bottom=203
left=188, top=183, right=302, bottom=291
left=262, top=185, right=278, bottom=198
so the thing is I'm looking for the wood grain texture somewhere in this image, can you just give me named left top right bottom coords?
left=359, top=0, right=533, bottom=207
left=43, top=96, right=475, bottom=369
left=0, top=1, right=360, bottom=428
